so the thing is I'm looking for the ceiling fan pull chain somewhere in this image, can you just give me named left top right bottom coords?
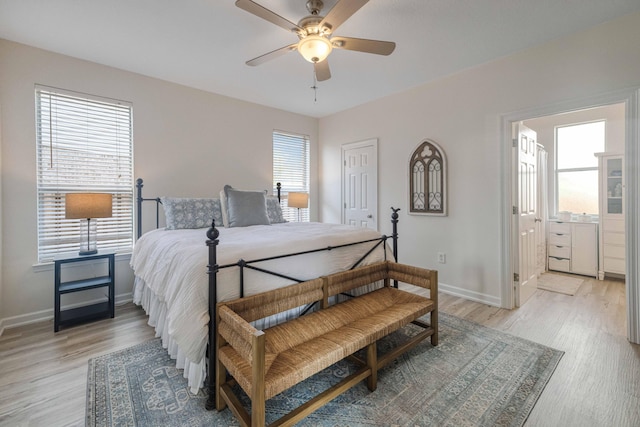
left=311, top=70, right=318, bottom=102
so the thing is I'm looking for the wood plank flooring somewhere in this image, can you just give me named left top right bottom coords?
left=0, top=274, right=638, bottom=426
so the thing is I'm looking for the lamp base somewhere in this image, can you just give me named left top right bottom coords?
left=79, top=218, right=98, bottom=256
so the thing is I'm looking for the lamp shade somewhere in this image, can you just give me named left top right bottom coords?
left=287, top=192, right=309, bottom=209
left=297, top=35, right=332, bottom=63
left=65, top=193, right=113, bottom=219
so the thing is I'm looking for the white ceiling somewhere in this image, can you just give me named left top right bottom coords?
left=1, top=0, right=640, bottom=118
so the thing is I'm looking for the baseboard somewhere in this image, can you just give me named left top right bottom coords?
left=0, top=292, right=133, bottom=336
left=439, top=282, right=501, bottom=307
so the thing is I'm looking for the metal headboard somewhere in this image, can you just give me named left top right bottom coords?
left=135, top=179, right=282, bottom=239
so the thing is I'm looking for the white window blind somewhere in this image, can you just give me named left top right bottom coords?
left=36, top=86, right=134, bottom=262
left=273, top=131, right=310, bottom=222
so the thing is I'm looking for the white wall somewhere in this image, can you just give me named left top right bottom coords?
left=318, top=12, right=640, bottom=306
left=0, top=39, right=318, bottom=328
left=524, top=103, right=626, bottom=217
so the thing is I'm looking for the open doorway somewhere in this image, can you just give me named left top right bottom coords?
left=523, top=105, right=625, bottom=284
left=500, top=88, right=640, bottom=344
left=516, top=104, right=626, bottom=305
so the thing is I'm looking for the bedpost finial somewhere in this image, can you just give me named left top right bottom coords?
left=390, top=207, right=401, bottom=220
left=136, top=178, right=143, bottom=185
left=207, top=219, right=220, bottom=240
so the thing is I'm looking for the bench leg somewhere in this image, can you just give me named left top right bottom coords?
left=215, top=356, right=227, bottom=411
left=431, top=311, right=439, bottom=346
left=251, top=333, right=266, bottom=427
left=366, top=341, right=378, bottom=391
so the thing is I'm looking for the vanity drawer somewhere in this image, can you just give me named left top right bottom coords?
left=603, top=220, right=624, bottom=233
left=549, top=221, right=571, bottom=234
left=603, top=244, right=625, bottom=259
left=603, top=257, right=625, bottom=274
left=548, top=257, right=571, bottom=272
left=548, top=245, right=571, bottom=258
left=548, top=232, right=571, bottom=246
left=603, top=232, right=625, bottom=246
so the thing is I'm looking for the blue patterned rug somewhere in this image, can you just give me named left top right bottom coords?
left=86, top=313, right=562, bottom=426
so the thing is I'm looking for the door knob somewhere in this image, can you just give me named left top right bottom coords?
left=534, top=218, right=542, bottom=222
left=367, top=214, right=373, bottom=218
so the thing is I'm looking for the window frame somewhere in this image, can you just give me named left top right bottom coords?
left=272, top=130, right=310, bottom=222
left=35, top=85, right=134, bottom=263
left=554, top=120, right=605, bottom=217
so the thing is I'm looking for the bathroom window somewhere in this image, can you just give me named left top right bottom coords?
left=555, top=121, right=605, bottom=216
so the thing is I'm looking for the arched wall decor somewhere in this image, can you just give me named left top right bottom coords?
left=409, top=139, right=447, bottom=216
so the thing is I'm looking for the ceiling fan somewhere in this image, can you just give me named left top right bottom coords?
left=235, top=0, right=396, bottom=81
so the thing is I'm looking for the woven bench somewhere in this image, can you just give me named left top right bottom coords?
left=215, top=260, right=438, bottom=427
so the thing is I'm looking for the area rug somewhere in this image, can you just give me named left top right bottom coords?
left=86, top=313, right=563, bottom=426
left=537, top=272, right=584, bottom=296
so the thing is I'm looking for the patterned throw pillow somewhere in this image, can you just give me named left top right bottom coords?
left=266, top=197, right=287, bottom=224
left=161, top=197, right=223, bottom=230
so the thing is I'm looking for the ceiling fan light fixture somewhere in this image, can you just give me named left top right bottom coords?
left=297, top=35, right=332, bottom=63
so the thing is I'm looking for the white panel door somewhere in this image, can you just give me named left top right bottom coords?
left=516, top=123, right=538, bottom=307
left=343, top=140, right=378, bottom=229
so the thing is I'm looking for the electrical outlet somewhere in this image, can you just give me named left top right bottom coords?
left=438, top=252, right=446, bottom=264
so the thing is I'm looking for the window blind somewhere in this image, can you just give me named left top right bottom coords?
left=36, top=86, right=134, bottom=262
left=273, top=131, right=310, bottom=222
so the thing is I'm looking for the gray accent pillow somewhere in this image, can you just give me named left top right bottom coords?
left=223, top=185, right=271, bottom=228
left=161, top=197, right=223, bottom=230
left=266, top=196, right=287, bottom=224
left=219, top=190, right=230, bottom=227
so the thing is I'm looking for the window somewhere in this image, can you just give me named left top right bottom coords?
left=555, top=121, right=605, bottom=216
left=36, top=86, right=134, bottom=262
left=273, top=131, right=310, bottom=222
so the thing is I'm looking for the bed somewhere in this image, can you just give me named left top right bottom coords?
left=131, top=179, right=400, bottom=408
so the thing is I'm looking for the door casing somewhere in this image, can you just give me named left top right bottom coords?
left=500, top=88, right=640, bottom=344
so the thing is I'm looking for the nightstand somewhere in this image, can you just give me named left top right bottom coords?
left=54, top=252, right=115, bottom=332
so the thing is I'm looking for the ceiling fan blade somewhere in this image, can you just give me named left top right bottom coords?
left=235, top=0, right=303, bottom=34
left=330, top=36, right=396, bottom=55
left=314, top=60, right=331, bottom=81
left=320, top=0, right=368, bottom=33
left=246, top=43, right=298, bottom=66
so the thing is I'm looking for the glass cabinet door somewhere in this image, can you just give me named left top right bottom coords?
left=606, top=157, right=623, bottom=215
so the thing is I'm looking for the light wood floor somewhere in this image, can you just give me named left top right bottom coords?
left=0, top=274, right=638, bottom=426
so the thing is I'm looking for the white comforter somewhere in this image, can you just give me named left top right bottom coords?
left=131, top=222, right=387, bottom=389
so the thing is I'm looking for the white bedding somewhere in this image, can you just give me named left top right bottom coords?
left=131, top=222, right=388, bottom=391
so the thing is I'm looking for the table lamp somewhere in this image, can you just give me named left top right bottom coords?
left=65, top=193, right=113, bottom=255
left=287, top=192, right=308, bottom=222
